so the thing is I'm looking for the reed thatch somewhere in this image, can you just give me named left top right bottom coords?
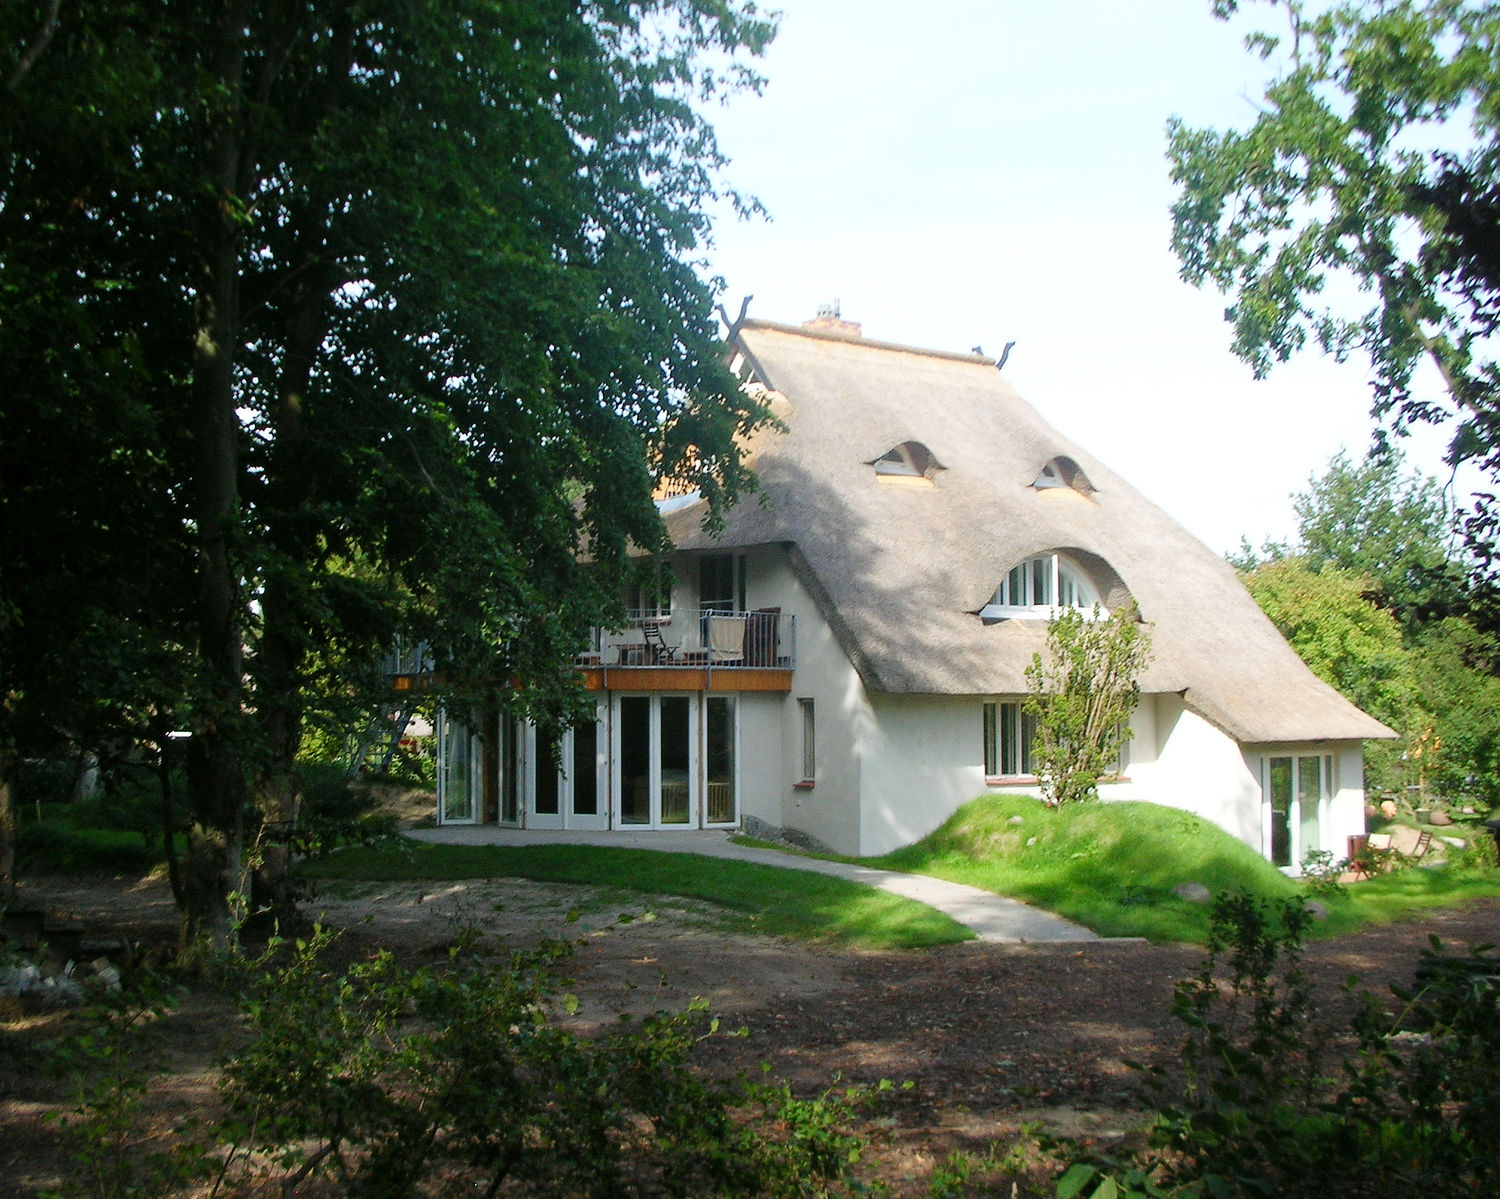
left=663, top=319, right=1393, bottom=744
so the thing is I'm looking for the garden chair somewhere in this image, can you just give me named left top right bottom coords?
left=641, top=621, right=677, bottom=664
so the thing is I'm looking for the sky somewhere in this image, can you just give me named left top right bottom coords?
left=697, top=0, right=1462, bottom=556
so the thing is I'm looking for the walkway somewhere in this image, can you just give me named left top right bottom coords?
left=405, top=827, right=1100, bottom=944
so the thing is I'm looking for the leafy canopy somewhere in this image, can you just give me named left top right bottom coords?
left=0, top=0, right=777, bottom=936
left=1171, top=0, right=1500, bottom=562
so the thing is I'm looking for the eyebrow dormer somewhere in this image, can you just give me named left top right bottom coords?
left=872, top=441, right=944, bottom=482
left=1032, top=455, right=1094, bottom=495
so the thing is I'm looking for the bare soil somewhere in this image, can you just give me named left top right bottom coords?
left=4, top=868, right=1498, bottom=1196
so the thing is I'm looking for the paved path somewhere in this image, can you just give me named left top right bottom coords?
left=405, top=827, right=1100, bottom=943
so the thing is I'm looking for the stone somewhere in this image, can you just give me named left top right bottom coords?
left=1429, top=810, right=1454, bottom=826
left=1008, top=815, right=1025, bottom=825
left=1173, top=882, right=1211, bottom=905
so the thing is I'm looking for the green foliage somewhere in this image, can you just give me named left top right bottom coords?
left=1241, top=557, right=1415, bottom=727
left=16, top=809, right=167, bottom=875
left=1, top=0, right=779, bottom=952
left=1058, top=891, right=1500, bottom=1197
left=1408, top=617, right=1500, bottom=800
left=43, top=973, right=209, bottom=1199
left=1170, top=1, right=1500, bottom=500
left=1292, top=448, right=1465, bottom=628
left=40, top=928, right=881, bottom=1198
left=1024, top=604, right=1152, bottom=806
left=1234, top=447, right=1500, bottom=801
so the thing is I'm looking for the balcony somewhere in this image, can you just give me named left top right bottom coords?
left=577, top=608, right=795, bottom=692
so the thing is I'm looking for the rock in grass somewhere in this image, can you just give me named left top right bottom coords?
left=1173, top=882, right=1211, bottom=905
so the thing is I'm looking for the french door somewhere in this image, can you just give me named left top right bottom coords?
left=526, top=704, right=608, bottom=830
left=436, top=709, right=479, bottom=825
left=613, top=694, right=696, bottom=828
left=1263, top=754, right=1330, bottom=869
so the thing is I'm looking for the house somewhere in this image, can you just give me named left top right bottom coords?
left=436, top=313, right=1393, bottom=869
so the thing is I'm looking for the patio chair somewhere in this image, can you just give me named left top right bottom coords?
left=641, top=620, right=677, bottom=664
left=1408, top=828, right=1433, bottom=863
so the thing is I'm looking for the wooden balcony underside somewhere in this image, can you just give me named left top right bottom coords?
left=578, top=665, right=793, bottom=692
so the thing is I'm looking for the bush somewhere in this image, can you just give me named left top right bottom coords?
left=46, top=926, right=879, bottom=1198
left=1059, top=891, right=1500, bottom=1198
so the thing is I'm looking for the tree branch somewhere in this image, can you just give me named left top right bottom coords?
left=5, top=0, right=61, bottom=93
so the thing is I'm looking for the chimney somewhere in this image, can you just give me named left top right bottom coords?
left=802, top=300, right=862, bottom=339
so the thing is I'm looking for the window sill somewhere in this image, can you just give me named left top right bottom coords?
left=793, top=780, right=815, bottom=791
left=986, top=776, right=1038, bottom=786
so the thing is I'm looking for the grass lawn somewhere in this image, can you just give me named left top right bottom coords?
left=20, top=787, right=1498, bottom=949
left=864, top=795, right=1500, bottom=943
left=302, top=841, right=974, bottom=949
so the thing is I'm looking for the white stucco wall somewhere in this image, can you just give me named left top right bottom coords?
left=858, top=694, right=991, bottom=855
left=741, top=546, right=868, bottom=854
left=1114, top=695, right=1263, bottom=843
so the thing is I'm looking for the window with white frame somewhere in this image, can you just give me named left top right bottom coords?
left=798, top=697, right=816, bottom=783
left=983, top=701, right=1037, bottom=777
left=872, top=441, right=943, bottom=479
left=1031, top=456, right=1094, bottom=494
left=980, top=553, right=1101, bottom=621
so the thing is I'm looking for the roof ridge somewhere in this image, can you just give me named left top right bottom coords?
left=738, top=318, right=998, bottom=366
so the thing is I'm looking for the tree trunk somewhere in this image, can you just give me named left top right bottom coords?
left=180, top=2, right=252, bottom=963
left=251, top=264, right=332, bottom=922
left=0, top=750, right=16, bottom=908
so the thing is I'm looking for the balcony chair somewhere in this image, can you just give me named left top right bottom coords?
left=641, top=620, right=677, bottom=664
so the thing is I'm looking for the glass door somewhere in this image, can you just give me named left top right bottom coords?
left=436, top=709, right=479, bottom=825
left=1263, top=755, right=1328, bottom=869
left=705, top=696, right=737, bottom=825
left=525, top=702, right=608, bottom=830
left=612, top=694, right=697, bottom=828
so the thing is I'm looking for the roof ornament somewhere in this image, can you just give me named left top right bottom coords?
left=716, top=294, right=754, bottom=337
left=802, top=301, right=862, bottom=338
left=995, top=341, right=1016, bottom=372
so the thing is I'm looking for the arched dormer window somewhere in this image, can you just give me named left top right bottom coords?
left=872, top=441, right=944, bottom=481
left=1032, top=456, right=1094, bottom=495
left=980, top=552, right=1102, bottom=621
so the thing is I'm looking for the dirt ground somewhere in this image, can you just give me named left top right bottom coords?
left=4, top=869, right=1498, bottom=1196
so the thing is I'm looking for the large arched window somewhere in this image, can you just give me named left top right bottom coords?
left=980, top=552, right=1101, bottom=621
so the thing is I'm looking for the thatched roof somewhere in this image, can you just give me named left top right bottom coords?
left=663, top=319, right=1393, bottom=744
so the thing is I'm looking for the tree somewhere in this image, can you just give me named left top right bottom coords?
left=1169, top=1, right=1500, bottom=564
left=1240, top=557, right=1417, bottom=727
left=1, top=2, right=776, bottom=954
left=1232, top=451, right=1500, bottom=800
left=1293, top=447, right=1466, bottom=626
left=1023, top=604, right=1152, bottom=806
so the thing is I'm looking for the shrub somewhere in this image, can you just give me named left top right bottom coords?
left=46, top=926, right=878, bottom=1198
left=1058, top=892, right=1500, bottom=1198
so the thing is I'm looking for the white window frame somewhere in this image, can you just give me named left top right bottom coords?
left=797, top=697, right=816, bottom=785
left=1261, top=753, right=1333, bottom=871
left=981, top=553, right=1101, bottom=621
left=983, top=700, right=1037, bottom=778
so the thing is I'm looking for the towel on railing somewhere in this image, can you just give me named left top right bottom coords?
left=708, top=614, right=746, bottom=661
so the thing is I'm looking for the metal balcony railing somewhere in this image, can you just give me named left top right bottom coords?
left=581, top=608, right=795, bottom=670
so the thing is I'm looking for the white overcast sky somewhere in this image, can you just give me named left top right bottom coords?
left=698, top=0, right=1463, bottom=556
